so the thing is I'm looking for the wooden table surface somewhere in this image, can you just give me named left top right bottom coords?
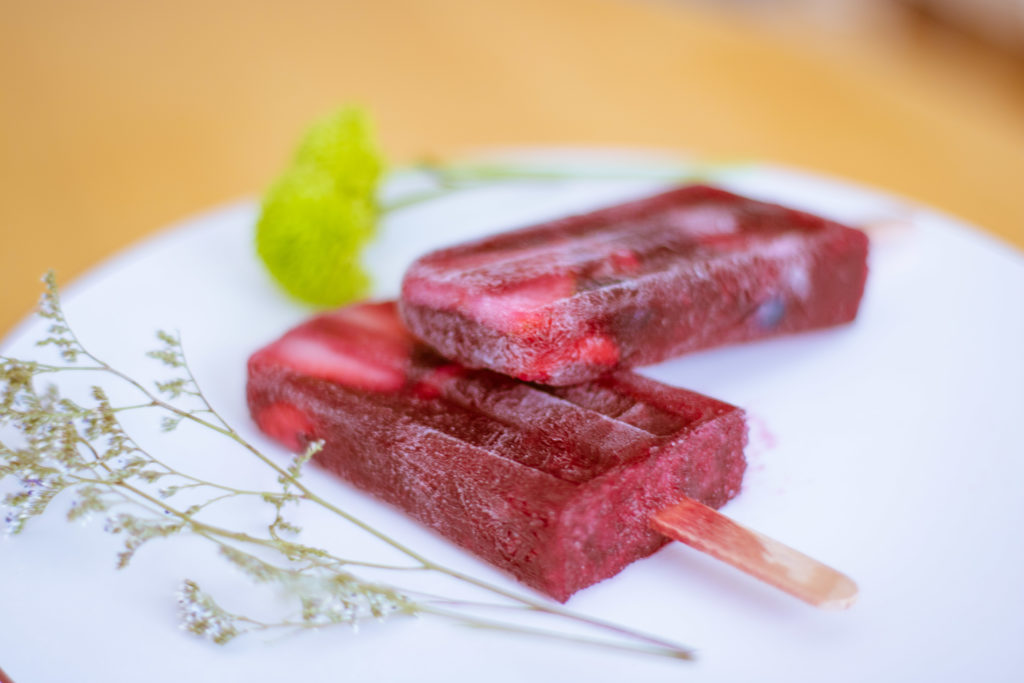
left=3, top=0, right=1022, bottom=335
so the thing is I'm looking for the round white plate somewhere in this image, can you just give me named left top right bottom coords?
left=2, top=155, right=1023, bottom=683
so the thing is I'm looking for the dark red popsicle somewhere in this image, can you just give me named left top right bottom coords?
left=399, top=185, right=869, bottom=385
left=247, top=301, right=747, bottom=601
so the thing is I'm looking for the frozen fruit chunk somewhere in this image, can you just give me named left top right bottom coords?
left=253, top=401, right=316, bottom=452
left=247, top=301, right=747, bottom=602
left=400, top=185, right=869, bottom=385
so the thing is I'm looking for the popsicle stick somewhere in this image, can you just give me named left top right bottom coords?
left=651, top=498, right=858, bottom=610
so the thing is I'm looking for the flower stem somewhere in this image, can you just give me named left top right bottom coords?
left=379, top=158, right=743, bottom=214
left=420, top=605, right=693, bottom=660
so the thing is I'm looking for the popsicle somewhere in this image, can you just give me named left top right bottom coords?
left=399, top=185, right=870, bottom=385
left=247, top=301, right=747, bottom=602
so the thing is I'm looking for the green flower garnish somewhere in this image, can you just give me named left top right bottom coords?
left=256, top=107, right=384, bottom=306
left=293, top=108, right=384, bottom=198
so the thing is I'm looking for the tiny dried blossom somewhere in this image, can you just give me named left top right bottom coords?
left=218, top=545, right=289, bottom=584
left=294, top=570, right=414, bottom=625
left=218, top=545, right=414, bottom=627
left=160, top=415, right=184, bottom=432
left=270, top=517, right=302, bottom=538
left=177, top=580, right=244, bottom=645
left=147, top=331, right=186, bottom=370
left=287, top=439, right=324, bottom=482
left=158, top=484, right=181, bottom=499
left=66, top=484, right=112, bottom=523
left=105, top=513, right=186, bottom=568
left=3, top=474, right=62, bottom=536
left=34, top=272, right=86, bottom=363
left=292, top=578, right=408, bottom=628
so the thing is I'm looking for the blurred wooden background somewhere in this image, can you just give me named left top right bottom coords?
left=2, top=0, right=1022, bottom=335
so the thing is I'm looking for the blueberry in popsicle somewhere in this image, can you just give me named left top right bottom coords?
left=399, top=185, right=869, bottom=385
left=247, top=302, right=857, bottom=607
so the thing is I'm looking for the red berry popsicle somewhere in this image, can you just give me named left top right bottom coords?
left=399, top=185, right=870, bottom=385
left=247, top=301, right=747, bottom=602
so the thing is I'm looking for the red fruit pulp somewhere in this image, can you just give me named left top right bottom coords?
left=400, top=185, right=869, bottom=385
left=247, top=301, right=747, bottom=601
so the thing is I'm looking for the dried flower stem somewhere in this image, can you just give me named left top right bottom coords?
left=380, top=159, right=732, bottom=213
left=0, top=273, right=693, bottom=661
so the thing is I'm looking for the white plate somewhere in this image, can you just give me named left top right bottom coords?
left=2, top=155, right=1023, bottom=683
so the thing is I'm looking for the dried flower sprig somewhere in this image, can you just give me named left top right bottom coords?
left=0, top=273, right=693, bottom=661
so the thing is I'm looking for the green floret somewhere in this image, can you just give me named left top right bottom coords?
left=293, top=108, right=384, bottom=198
left=257, top=164, right=375, bottom=306
left=256, top=106, right=385, bottom=306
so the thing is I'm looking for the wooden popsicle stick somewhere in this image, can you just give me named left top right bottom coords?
left=651, top=497, right=858, bottom=610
